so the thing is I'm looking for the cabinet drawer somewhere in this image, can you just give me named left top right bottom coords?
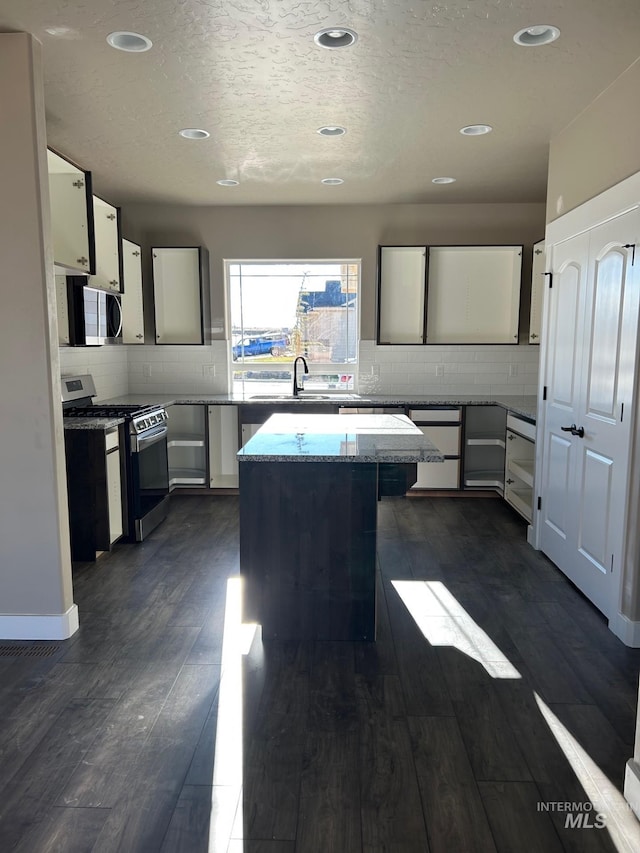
left=419, top=425, right=461, bottom=456
left=411, top=459, right=460, bottom=490
left=506, top=414, right=536, bottom=441
left=409, top=407, right=461, bottom=423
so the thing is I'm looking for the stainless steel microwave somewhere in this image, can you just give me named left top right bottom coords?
left=66, top=278, right=122, bottom=346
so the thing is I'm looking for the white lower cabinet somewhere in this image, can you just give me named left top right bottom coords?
left=504, top=414, right=536, bottom=522
left=167, top=405, right=208, bottom=488
left=105, top=428, right=123, bottom=544
left=209, top=405, right=239, bottom=488
left=409, top=408, right=461, bottom=489
left=241, top=423, right=263, bottom=444
left=463, top=405, right=507, bottom=491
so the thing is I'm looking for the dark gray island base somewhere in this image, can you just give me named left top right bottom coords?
left=238, top=414, right=443, bottom=642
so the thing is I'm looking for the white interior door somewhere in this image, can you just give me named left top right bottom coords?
left=539, top=232, right=588, bottom=575
left=540, top=211, right=640, bottom=620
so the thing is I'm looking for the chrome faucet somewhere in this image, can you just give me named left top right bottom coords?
left=292, top=356, right=309, bottom=396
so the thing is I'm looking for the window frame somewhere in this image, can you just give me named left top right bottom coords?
left=225, top=258, right=361, bottom=393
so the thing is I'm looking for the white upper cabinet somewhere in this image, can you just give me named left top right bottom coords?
left=121, top=239, right=144, bottom=344
left=426, top=246, right=522, bottom=344
left=377, top=246, right=426, bottom=344
left=152, top=247, right=209, bottom=345
left=47, top=149, right=93, bottom=275
left=90, top=195, right=122, bottom=293
left=529, top=239, right=546, bottom=344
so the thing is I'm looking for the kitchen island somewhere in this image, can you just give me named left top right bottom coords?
left=238, top=413, right=443, bottom=641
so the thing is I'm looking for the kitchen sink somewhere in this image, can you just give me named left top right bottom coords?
left=249, top=394, right=330, bottom=400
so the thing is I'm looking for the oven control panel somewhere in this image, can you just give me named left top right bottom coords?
left=131, top=409, right=168, bottom=434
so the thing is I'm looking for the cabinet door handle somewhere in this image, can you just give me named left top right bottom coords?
left=136, top=334, right=143, bottom=339
left=561, top=423, right=585, bottom=438
left=507, top=433, right=515, bottom=440
left=530, top=333, right=538, bottom=339
left=506, top=478, right=515, bottom=485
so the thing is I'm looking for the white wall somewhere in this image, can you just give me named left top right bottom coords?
left=1, top=34, right=77, bottom=639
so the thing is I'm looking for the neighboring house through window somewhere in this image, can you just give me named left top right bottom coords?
left=226, top=261, right=360, bottom=395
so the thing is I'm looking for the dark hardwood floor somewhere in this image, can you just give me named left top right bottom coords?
left=1, top=494, right=640, bottom=852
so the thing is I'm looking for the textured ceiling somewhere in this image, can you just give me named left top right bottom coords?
left=2, top=0, right=640, bottom=206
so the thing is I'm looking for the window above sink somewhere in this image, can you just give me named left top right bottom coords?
left=226, top=260, right=360, bottom=396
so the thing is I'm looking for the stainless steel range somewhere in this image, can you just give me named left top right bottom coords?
left=62, top=374, right=170, bottom=541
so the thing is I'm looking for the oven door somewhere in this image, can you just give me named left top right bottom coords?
left=129, top=425, right=170, bottom=528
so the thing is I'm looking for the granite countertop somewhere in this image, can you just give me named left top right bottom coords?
left=237, top=413, right=445, bottom=463
left=97, top=393, right=538, bottom=422
left=63, top=415, right=125, bottom=430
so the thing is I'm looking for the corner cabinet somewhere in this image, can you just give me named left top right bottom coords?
left=504, top=414, right=536, bottom=522
left=529, top=240, right=546, bottom=344
left=90, top=196, right=123, bottom=293
left=153, top=247, right=210, bottom=345
left=167, top=405, right=208, bottom=489
left=463, top=405, right=507, bottom=491
left=121, top=239, right=145, bottom=344
left=47, top=149, right=94, bottom=275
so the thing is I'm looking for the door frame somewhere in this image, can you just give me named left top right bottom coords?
left=533, top=169, right=640, bottom=646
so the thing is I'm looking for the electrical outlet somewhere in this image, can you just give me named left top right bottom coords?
left=436, top=364, right=444, bottom=377
left=370, top=364, right=380, bottom=377
left=142, top=363, right=152, bottom=378
left=509, top=364, right=518, bottom=377
left=202, top=364, right=216, bottom=376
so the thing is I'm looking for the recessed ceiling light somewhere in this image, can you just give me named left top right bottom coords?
left=460, top=124, right=493, bottom=136
left=106, top=31, right=153, bottom=52
left=432, top=177, right=456, bottom=185
left=44, top=26, right=77, bottom=38
left=217, top=179, right=239, bottom=187
left=314, top=27, right=358, bottom=49
left=179, top=128, right=210, bottom=140
left=317, top=126, right=347, bottom=137
left=321, top=178, right=344, bottom=185
left=513, top=25, right=560, bottom=46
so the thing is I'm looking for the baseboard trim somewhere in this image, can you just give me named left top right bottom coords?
left=609, top=611, right=640, bottom=648
left=0, top=604, right=79, bottom=640
left=625, top=760, right=640, bottom=819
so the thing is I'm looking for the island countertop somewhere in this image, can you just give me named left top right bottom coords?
left=237, top=413, right=445, bottom=463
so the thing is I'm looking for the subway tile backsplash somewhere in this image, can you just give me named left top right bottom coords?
left=59, top=345, right=129, bottom=401
left=357, top=340, right=539, bottom=396
left=59, top=338, right=539, bottom=399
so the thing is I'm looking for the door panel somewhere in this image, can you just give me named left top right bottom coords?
left=540, top=233, right=588, bottom=571
left=586, top=249, right=625, bottom=420
left=549, top=262, right=581, bottom=409
left=577, top=449, right=613, bottom=574
left=543, top=432, right=572, bottom=539
left=539, top=209, right=640, bottom=622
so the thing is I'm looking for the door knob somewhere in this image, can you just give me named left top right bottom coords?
left=561, top=424, right=585, bottom=438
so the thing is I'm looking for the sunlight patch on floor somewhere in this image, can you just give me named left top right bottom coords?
left=208, top=577, right=258, bottom=853
left=392, top=579, right=521, bottom=679
left=534, top=693, right=640, bottom=851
